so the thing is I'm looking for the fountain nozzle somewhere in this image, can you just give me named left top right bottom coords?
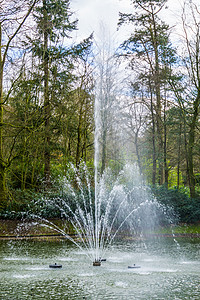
left=93, top=260, right=101, bottom=266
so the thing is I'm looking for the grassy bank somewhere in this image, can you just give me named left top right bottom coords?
left=157, top=223, right=200, bottom=235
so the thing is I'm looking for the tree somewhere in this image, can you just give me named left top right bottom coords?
left=0, top=0, right=38, bottom=210
left=94, top=25, right=123, bottom=175
left=7, top=63, right=45, bottom=190
left=118, top=0, right=177, bottom=185
left=171, top=0, right=200, bottom=197
left=122, top=99, right=148, bottom=174
left=29, top=0, right=78, bottom=185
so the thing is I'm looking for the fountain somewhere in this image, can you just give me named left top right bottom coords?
left=29, top=162, right=170, bottom=267
left=1, top=50, right=200, bottom=300
left=1, top=73, right=200, bottom=299
left=25, top=70, right=173, bottom=267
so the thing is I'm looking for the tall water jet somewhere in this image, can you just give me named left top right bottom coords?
left=94, top=75, right=101, bottom=264
left=24, top=43, right=174, bottom=266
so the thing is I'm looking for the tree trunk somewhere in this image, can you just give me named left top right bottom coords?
left=0, top=161, right=7, bottom=210
left=177, top=123, right=182, bottom=189
left=187, top=90, right=200, bottom=198
left=163, top=90, right=168, bottom=187
left=135, top=130, right=142, bottom=175
left=0, top=24, right=7, bottom=210
left=151, top=8, right=164, bottom=185
left=164, top=121, right=168, bottom=187
left=149, top=78, right=156, bottom=185
left=76, top=115, right=82, bottom=167
left=43, top=0, right=51, bottom=184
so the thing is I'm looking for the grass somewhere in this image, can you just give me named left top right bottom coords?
left=157, top=223, right=200, bottom=235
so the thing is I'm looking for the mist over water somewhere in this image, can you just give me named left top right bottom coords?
left=30, top=161, right=172, bottom=263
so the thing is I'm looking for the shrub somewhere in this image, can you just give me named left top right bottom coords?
left=152, top=186, right=200, bottom=224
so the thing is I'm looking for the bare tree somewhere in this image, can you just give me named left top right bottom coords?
left=94, top=25, right=123, bottom=175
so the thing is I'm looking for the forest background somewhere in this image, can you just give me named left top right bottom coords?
left=0, top=0, right=200, bottom=224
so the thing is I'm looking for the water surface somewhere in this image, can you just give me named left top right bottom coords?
left=0, top=237, right=200, bottom=299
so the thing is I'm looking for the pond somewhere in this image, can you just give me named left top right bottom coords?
left=0, top=237, right=200, bottom=299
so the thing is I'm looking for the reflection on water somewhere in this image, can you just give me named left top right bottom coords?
left=0, top=237, right=200, bottom=299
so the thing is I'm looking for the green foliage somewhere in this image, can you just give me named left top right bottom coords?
left=194, top=173, right=200, bottom=186
left=168, top=168, right=184, bottom=188
left=1, top=0, right=200, bottom=225
left=34, top=0, right=78, bottom=43
left=153, top=186, right=200, bottom=224
left=0, top=189, right=42, bottom=219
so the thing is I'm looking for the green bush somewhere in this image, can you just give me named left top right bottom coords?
left=0, top=189, right=43, bottom=219
left=152, top=186, right=200, bottom=224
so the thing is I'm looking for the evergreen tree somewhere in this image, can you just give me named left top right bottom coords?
left=29, top=0, right=77, bottom=185
left=29, top=0, right=93, bottom=184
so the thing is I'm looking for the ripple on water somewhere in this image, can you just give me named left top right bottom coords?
left=58, top=257, right=78, bottom=261
left=143, top=258, right=155, bottom=262
left=1, top=239, right=200, bottom=299
left=108, top=256, right=124, bottom=262
left=78, top=272, right=94, bottom=277
left=26, top=266, right=48, bottom=271
left=3, top=257, right=29, bottom=261
left=13, top=274, right=36, bottom=279
left=115, top=281, right=128, bottom=288
left=180, top=260, right=200, bottom=265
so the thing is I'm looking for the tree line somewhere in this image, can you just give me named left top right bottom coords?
left=117, top=0, right=200, bottom=199
left=0, top=0, right=200, bottom=213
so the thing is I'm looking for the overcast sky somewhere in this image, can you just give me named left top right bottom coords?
left=71, top=0, right=185, bottom=44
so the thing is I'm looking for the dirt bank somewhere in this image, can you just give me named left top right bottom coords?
left=0, top=219, right=73, bottom=240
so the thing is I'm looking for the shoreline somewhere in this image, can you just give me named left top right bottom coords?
left=0, top=218, right=72, bottom=241
left=1, top=218, right=200, bottom=241
left=1, top=233, right=200, bottom=241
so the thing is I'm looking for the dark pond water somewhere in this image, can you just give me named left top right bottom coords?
left=0, top=237, right=200, bottom=299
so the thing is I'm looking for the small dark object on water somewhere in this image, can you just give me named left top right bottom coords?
left=128, top=264, right=141, bottom=269
left=100, top=258, right=106, bottom=262
left=93, top=260, right=101, bottom=266
left=49, top=263, right=62, bottom=268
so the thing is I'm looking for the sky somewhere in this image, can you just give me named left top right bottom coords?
left=71, top=0, right=185, bottom=44
left=71, top=0, right=132, bottom=40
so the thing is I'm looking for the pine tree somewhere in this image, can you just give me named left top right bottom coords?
left=29, top=0, right=78, bottom=185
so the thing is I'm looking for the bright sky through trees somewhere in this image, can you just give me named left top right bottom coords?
left=71, top=0, right=185, bottom=43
